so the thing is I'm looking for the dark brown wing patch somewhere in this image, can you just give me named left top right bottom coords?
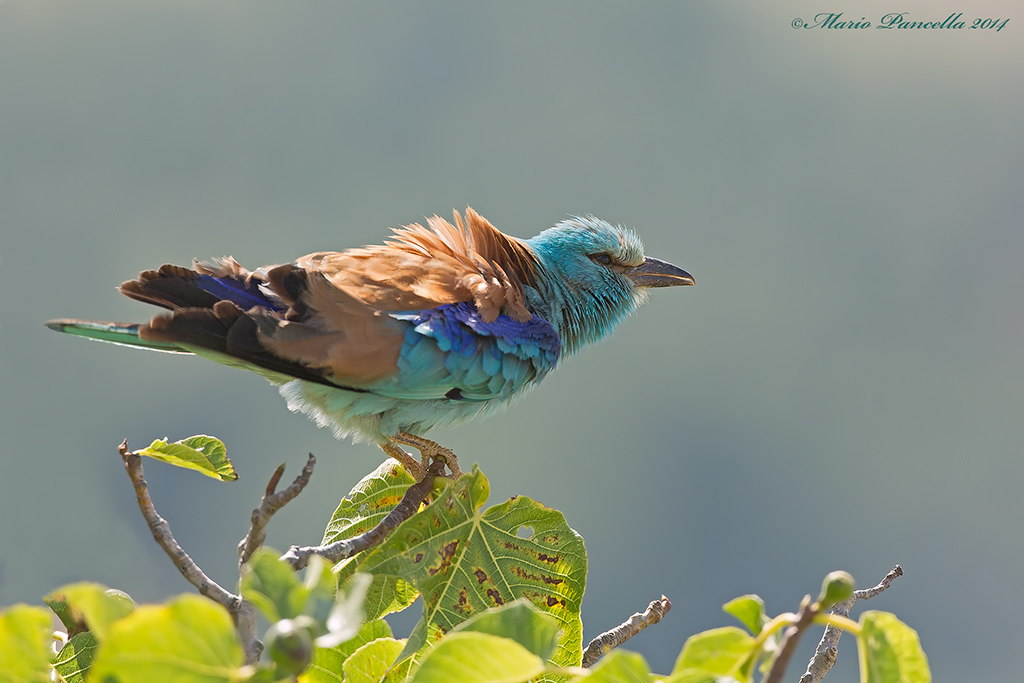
left=138, top=299, right=342, bottom=388
left=120, top=257, right=405, bottom=388
left=120, top=265, right=221, bottom=310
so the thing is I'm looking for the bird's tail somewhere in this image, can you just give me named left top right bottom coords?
left=44, top=319, right=191, bottom=354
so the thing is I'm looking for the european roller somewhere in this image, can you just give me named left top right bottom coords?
left=47, top=208, right=693, bottom=476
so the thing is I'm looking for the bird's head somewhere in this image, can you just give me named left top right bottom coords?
left=527, top=216, right=693, bottom=354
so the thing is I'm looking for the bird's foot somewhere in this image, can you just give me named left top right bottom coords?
left=380, top=442, right=423, bottom=480
left=389, top=432, right=463, bottom=479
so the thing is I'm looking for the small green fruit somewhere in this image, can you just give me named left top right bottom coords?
left=265, top=618, right=314, bottom=676
left=818, top=571, right=856, bottom=607
left=291, top=614, right=322, bottom=637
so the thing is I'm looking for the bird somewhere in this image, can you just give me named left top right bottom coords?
left=46, top=208, right=693, bottom=477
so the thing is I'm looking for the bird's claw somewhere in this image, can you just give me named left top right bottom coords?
left=379, top=443, right=422, bottom=479
left=388, top=432, right=463, bottom=480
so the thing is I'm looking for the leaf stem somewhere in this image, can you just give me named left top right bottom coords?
left=811, top=612, right=861, bottom=636
left=753, top=612, right=798, bottom=649
left=727, top=612, right=798, bottom=678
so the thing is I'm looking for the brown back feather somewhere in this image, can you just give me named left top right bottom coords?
left=297, top=207, right=537, bottom=323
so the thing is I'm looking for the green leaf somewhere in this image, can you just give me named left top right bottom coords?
left=0, top=604, right=53, bottom=683
left=317, top=572, right=373, bottom=648
left=672, top=627, right=756, bottom=678
left=660, top=670, right=725, bottom=683
left=241, top=547, right=312, bottom=623
left=571, top=650, right=650, bottom=681
left=244, top=667, right=280, bottom=683
left=393, top=617, right=436, bottom=671
left=343, top=637, right=406, bottom=683
left=90, top=594, right=245, bottom=682
left=451, top=599, right=561, bottom=662
left=722, top=595, right=766, bottom=636
left=359, top=466, right=587, bottom=669
left=300, top=620, right=393, bottom=683
left=363, top=576, right=420, bottom=623
left=324, top=460, right=421, bottom=621
left=43, top=583, right=135, bottom=641
left=52, top=632, right=100, bottom=683
left=857, top=611, right=930, bottom=683
left=43, top=593, right=82, bottom=637
left=136, top=434, right=238, bottom=481
left=408, top=632, right=545, bottom=683
left=242, top=548, right=370, bottom=652
left=382, top=657, right=412, bottom=683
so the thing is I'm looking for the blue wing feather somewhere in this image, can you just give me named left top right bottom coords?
left=378, top=302, right=561, bottom=401
left=193, top=274, right=282, bottom=311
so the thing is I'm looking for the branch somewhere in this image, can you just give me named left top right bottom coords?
left=852, top=564, right=903, bottom=601
left=238, top=454, right=317, bottom=567
left=118, top=440, right=262, bottom=664
left=280, top=457, right=447, bottom=570
left=762, top=595, right=817, bottom=683
left=119, top=440, right=240, bottom=608
left=798, top=565, right=903, bottom=683
left=581, top=595, right=672, bottom=668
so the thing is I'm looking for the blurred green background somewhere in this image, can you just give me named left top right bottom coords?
left=1, top=2, right=1021, bottom=680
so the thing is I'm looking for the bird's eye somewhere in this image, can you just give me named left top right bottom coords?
left=593, top=253, right=613, bottom=266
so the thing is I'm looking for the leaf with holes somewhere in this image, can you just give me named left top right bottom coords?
left=322, top=459, right=422, bottom=620
left=135, top=434, right=237, bottom=481
left=358, top=466, right=587, bottom=670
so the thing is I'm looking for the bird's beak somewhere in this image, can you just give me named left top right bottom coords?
left=627, top=257, right=695, bottom=288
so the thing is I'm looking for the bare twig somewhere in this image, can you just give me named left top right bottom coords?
left=119, top=440, right=262, bottom=663
left=238, top=454, right=317, bottom=567
left=581, top=595, right=672, bottom=668
left=852, top=564, right=903, bottom=601
left=280, top=457, right=447, bottom=570
left=120, top=440, right=241, bottom=609
left=798, top=565, right=903, bottom=683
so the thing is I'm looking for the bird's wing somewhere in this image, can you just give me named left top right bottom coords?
left=370, top=301, right=561, bottom=401
left=296, top=207, right=537, bottom=323
left=120, top=208, right=547, bottom=392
